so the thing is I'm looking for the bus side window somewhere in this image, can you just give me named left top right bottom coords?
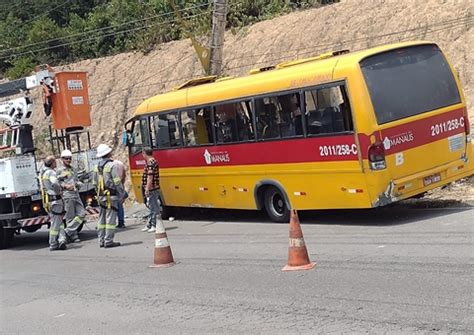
left=277, top=92, right=303, bottom=138
left=129, top=119, right=146, bottom=155
left=236, top=101, right=255, bottom=141
left=214, top=103, right=238, bottom=143
left=139, top=118, right=151, bottom=146
left=152, top=112, right=182, bottom=148
left=304, top=84, right=353, bottom=135
left=256, top=93, right=302, bottom=140
left=256, top=97, right=279, bottom=140
left=181, top=108, right=212, bottom=146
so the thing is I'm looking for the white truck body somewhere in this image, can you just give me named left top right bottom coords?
left=0, top=155, right=39, bottom=198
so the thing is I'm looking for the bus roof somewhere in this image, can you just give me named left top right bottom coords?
left=132, top=40, right=434, bottom=118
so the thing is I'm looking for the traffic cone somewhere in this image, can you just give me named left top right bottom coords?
left=282, top=209, right=316, bottom=271
left=149, top=218, right=175, bottom=268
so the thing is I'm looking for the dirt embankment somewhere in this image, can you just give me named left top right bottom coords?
left=29, top=0, right=473, bottom=201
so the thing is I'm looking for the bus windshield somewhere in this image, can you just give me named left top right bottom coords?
left=360, top=45, right=461, bottom=124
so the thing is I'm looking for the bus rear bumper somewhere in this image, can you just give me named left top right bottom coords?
left=374, top=159, right=474, bottom=206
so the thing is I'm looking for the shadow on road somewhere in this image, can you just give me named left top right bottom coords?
left=120, top=241, right=143, bottom=247
left=7, top=229, right=98, bottom=251
left=170, top=199, right=472, bottom=227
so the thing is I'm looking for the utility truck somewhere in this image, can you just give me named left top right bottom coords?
left=0, top=65, right=98, bottom=249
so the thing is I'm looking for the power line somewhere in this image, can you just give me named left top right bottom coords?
left=16, top=0, right=74, bottom=30
left=224, top=14, right=473, bottom=64
left=0, top=2, right=211, bottom=55
left=99, top=14, right=472, bottom=107
left=0, top=13, right=205, bottom=61
left=90, top=53, right=195, bottom=106
left=0, top=0, right=244, bottom=59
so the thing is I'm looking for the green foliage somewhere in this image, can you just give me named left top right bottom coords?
left=0, top=0, right=338, bottom=78
left=33, top=128, right=52, bottom=158
left=5, top=56, right=36, bottom=79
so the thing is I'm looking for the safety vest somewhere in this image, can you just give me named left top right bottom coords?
left=96, top=159, right=113, bottom=208
left=39, top=171, right=50, bottom=213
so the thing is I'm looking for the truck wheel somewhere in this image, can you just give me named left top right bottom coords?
left=264, top=187, right=290, bottom=223
left=1, top=227, right=15, bottom=249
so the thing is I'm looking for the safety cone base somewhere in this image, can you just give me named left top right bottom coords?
left=149, top=262, right=176, bottom=268
left=282, top=262, right=316, bottom=272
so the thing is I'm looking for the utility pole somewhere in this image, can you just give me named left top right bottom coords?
left=209, top=0, right=227, bottom=76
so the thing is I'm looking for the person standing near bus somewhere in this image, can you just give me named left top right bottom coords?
left=93, top=144, right=124, bottom=248
left=56, top=149, right=86, bottom=243
left=113, top=158, right=128, bottom=228
left=141, top=147, right=160, bottom=233
left=41, top=156, right=67, bottom=251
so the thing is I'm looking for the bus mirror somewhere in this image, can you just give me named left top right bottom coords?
left=122, top=130, right=132, bottom=146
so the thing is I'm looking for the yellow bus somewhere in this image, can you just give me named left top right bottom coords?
left=125, top=41, right=473, bottom=222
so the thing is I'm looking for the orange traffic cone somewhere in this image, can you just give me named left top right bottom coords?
left=282, top=209, right=316, bottom=271
left=149, top=218, right=175, bottom=268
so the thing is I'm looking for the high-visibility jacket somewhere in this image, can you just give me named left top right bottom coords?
left=40, top=167, right=62, bottom=212
left=56, top=165, right=82, bottom=199
left=93, top=159, right=124, bottom=207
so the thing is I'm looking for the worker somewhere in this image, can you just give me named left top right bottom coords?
left=92, top=144, right=124, bottom=248
left=41, top=156, right=67, bottom=251
left=40, top=79, right=53, bottom=117
left=56, top=149, right=86, bottom=243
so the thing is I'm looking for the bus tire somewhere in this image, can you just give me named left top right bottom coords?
left=264, top=187, right=290, bottom=223
left=160, top=205, right=174, bottom=220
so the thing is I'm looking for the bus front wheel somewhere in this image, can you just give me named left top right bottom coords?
left=264, top=187, right=290, bottom=223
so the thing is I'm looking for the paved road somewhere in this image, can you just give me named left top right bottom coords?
left=1, top=203, right=473, bottom=334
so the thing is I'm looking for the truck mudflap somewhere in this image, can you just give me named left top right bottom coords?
left=18, top=206, right=100, bottom=228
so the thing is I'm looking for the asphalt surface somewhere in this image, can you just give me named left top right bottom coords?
left=1, top=202, right=473, bottom=334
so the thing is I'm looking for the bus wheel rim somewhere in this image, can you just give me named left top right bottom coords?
left=271, top=193, right=284, bottom=216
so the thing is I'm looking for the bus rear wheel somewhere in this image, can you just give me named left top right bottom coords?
left=160, top=205, right=175, bottom=221
left=264, top=187, right=290, bottom=223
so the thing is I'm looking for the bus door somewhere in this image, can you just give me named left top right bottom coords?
left=124, top=117, right=151, bottom=203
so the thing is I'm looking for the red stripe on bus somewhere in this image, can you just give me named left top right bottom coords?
left=130, top=135, right=359, bottom=169
left=358, top=107, right=466, bottom=158
left=129, top=108, right=466, bottom=168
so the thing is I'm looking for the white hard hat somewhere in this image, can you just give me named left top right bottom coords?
left=96, top=144, right=112, bottom=158
left=60, top=149, right=72, bottom=158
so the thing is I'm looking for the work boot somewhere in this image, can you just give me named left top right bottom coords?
left=99, top=242, right=104, bottom=248
left=116, top=223, right=126, bottom=229
left=66, top=234, right=80, bottom=243
left=58, top=242, right=67, bottom=250
left=104, top=242, right=121, bottom=248
left=49, top=245, right=59, bottom=251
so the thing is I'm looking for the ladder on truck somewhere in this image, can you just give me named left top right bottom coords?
left=0, top=127, right=20, bottom=151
